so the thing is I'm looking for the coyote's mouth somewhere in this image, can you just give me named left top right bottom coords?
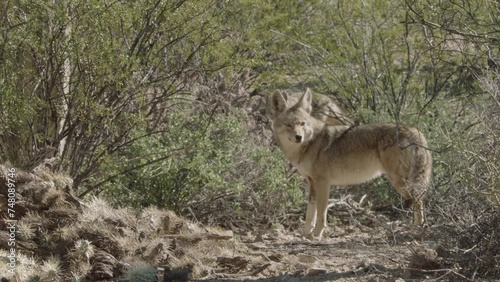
left=289, top=137, right=303, bottom=143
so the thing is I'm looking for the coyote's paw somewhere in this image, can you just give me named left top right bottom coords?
left=313, top=227, right=325, bottom=240
left=303, top=232, right=323, bottom=241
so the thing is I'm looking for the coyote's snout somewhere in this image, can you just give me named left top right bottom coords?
left=269, top=88, right=432, bottom=239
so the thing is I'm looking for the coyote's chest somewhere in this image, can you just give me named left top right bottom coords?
left=276, top=136, right=315, bottom=175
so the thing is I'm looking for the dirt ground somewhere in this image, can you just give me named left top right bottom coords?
left=195, top=211, right=444, bottom=282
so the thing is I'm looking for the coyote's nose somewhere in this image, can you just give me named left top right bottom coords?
left=295, top=135, right=303, bottom=142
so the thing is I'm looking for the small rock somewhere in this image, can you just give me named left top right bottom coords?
left=298, top=254, right=317, bottom=264
left=217, top=256, right=249, bottom=269
left=356, top=258, right=375, bottom=269
left=217, top=230, right=234, bottom=239
left=409, top=247, right=440, bottom=271
left=271, top=223, right=285, bottom=235
left=306, top=268, right=327, bottom=276
left=207, top=229, right=234, bottom=240
left=248, top=242, right=267, bottom=250
left=268, top=253, right=283, bottom=262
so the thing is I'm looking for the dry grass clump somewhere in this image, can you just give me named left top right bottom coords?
left=0, top=162, right=242, bottom=281
left=16, top=220, right=36, bottom=241
left=82, top=197, right=134, bottom=226
left=40, top=256, right=63, bottom=282
left=73, top=239, right=95, bottom=262
left=0, top=250, right=38, bottom=281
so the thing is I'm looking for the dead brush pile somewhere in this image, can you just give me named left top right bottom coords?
left=438, top=209, right=500, bottom=279
left=0, top=161, right=240, bottom=281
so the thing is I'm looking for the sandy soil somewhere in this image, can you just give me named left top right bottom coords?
left=195, top=211, right=442, bottom=282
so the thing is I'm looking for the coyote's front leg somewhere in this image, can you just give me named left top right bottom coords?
left=313, top=179, right=330, bottom=239
left=304, top=177, right=317, bottom=239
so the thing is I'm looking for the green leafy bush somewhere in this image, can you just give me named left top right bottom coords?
left=102, top=108, right=303, bottom=225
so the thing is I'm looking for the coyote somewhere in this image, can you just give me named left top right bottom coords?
left=269, top=88, right=432, bottom=239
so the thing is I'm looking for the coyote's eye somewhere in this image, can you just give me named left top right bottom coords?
left=284, top=123, right=292, bottom=127
left=300, top=121, right=305, bottom=126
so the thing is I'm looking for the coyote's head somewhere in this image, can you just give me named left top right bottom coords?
left=269, top=88, right=315, bottom=144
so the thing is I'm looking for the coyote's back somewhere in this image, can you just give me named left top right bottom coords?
left=269, top=88, right=432, bottom=239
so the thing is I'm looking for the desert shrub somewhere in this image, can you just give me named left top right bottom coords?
left=417, top=71, right=500, bottom=278
left=101, top=106, right=303, bottom=226
left=459, top=72, right=500, bottom=208
left=429, top=71, right=499, bottom=209
left=0, top=0, right=254, bottom=191
left=102, top=111, right=244, bottom=208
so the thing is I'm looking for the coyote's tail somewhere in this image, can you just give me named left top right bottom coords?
left=405, top=130, right=432, bottom=211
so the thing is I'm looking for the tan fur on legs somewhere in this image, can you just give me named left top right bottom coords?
left=304, top=176, right=317, bottom=238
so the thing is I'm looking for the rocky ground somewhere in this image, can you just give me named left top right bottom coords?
left=0, top=161, right=479, bottom=281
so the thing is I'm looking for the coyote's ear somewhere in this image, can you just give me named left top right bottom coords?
left=270, top=90, right=288, bottom=114
left=298, top=88, right=312, bottom=113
